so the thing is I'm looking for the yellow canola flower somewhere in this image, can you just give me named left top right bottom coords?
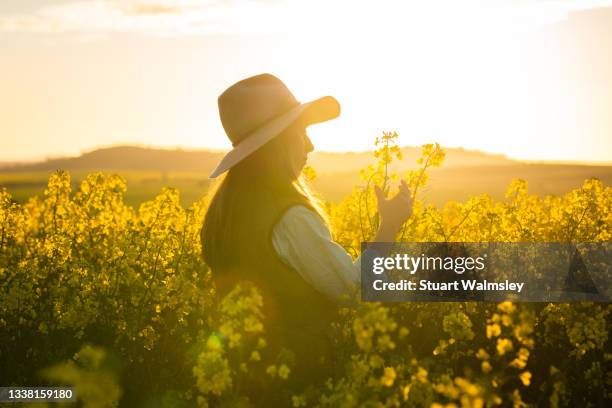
left=402, top=384, right=411, bottom=401
left=501, top=315, right=513, bottom=327
left=497, top=302, right=516, bottom=314
left=292, top=395, right=307, bottom=407
left=496, top=338, right=513, bottom=356
left=519, top=371, right=532, bottom=386
left=510, top=348, right=530, bottom=369
left=381, top=367, right=397, bottom=387
left=206, top=334, right=222, bottom=351
left=369, top=354, right=384, bottom=368
left=415, top=367, right=428, bottom=383
left=487, top=324, right=501, bottom=339
left=256, top=337, right=267, bottom=349
left=278, top=364, right=290, bottom=380
left=476, top=348, right=490, bottom=360
left=249, top=351, right=261, bottom=362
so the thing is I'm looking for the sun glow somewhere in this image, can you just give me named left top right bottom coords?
left=1, top=0, right=612, bottom=162
left=205, top=0, right=611, bottom=162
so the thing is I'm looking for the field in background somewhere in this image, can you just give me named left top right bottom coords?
left=2, top=164, right=611, bottom=208
left=0, top=170, right=210, bottom=208
left=313, top=164, right=612, bottom=204
left=1, top=145, right=610, bottom=207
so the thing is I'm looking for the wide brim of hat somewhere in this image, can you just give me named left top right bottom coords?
left=209, top=96, right=340, bottom=178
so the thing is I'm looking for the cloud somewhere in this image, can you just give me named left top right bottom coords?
left=121, top=2, right=183, bottom=16
left=2, top=0, right=612, bottom=37
left=0, top=0, right=284, bottom=35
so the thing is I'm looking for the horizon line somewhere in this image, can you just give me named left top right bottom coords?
left=1, top=143, right=611, bottom=167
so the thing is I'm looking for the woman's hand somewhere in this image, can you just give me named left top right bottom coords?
left=374, top=180, right=413, bottom=238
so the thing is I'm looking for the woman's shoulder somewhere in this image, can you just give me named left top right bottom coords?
left=282, top=204, right=318, bottom=218
left=274, top=204, right=327, bottom=236
left=277, top=204, right=320, bottom=228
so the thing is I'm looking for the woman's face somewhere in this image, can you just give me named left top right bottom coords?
left=287, top=120, right=314, bottom=180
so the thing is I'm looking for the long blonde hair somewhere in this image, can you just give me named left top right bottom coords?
left=201, top=126, right=325, bottom=270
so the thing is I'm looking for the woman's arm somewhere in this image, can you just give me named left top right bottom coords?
left=272, top=182, right=413, bottom=301
left=272, top=205, right=361, bottom=301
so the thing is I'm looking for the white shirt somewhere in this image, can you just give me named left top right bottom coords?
left=271, top=205, right=361, bottom=301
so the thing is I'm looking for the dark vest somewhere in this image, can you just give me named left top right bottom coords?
left=212, top=203, right=339, bottom=402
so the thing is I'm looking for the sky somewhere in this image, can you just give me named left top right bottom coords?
left=1, top=0, right=612, bottom=163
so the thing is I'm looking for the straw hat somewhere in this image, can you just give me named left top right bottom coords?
left=209, top=73, right=340, bottom=178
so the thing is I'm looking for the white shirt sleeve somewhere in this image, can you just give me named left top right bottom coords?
left=271, top=205, right=361, bottom=301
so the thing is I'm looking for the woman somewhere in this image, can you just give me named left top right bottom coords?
left=201, top=74, right=412, bottom=399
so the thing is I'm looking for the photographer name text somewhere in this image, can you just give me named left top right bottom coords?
left=372, top=279, right=525, bottom=293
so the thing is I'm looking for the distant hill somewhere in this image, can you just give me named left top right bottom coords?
left=1, top=145, right=610, bottom=207
left=0, top=146, right=225, bottom=174
left=0, top=145, right=514, bottom=174
left=309, top=146, right=513, bottom=173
